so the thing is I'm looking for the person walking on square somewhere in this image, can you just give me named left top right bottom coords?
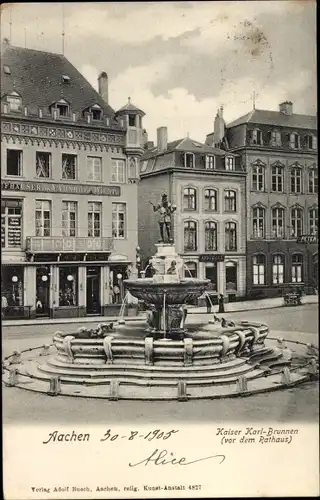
left=218, top=294, right=225, bottom=314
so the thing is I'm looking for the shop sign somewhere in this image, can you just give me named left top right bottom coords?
left=199, top=254, right=225, bottom=263
left=296, top=235, right=318, bottom=244
left=1, top=180, right=120, bottom=196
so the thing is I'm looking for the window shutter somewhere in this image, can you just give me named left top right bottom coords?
left=290, top=133, right=295, bottom=148
left=312, top=135, right=317, bottom=149
left=87, top=157, right=93, bottom=180
left=180, top=153, right=185, bottom=166
left=252, top=129, right=257, bottom=143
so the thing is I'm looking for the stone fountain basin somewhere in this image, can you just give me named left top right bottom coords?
left=123, top=278, right=210, bottom=305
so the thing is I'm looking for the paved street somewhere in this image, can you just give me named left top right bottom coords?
left=2, top=304, right=319, bottom=424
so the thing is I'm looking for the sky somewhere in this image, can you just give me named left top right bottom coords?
left=1, top=1, right=317, bottom=143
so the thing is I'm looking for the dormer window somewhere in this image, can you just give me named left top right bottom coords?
left=251, top=129, right=263, bottom=145
left=289, top=133, right=300, bottom=149
left=62, top=75, right=70, bottom=84
left=205, top=155, right=215, bottom=170
left=270, top=130, right=282, bottom=146
left=56, top=103, right=68, bottom=117
left=92, top=108, right=102, bottom=121
left=3, top=65, right=11, bottom=75
left=306, top=134, right=317, bottom=150
left=6, top=92, right=22, bottom=112
left=50, top=99, right=70, bottom=118
left=225, top=156, right=235, bottom=171
left=128, top=114, right=136, bottom=126
left=184, top=153, right=195, bottom=168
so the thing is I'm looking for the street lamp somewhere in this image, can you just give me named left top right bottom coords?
left=67, top=275, right=74, bottom=282
left=11, top=276, right=18, bottom=283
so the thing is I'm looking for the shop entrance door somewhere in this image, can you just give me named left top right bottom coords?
left=36, top=267, right=50, bottom=317
left=86, top=267, right=101, bottom=315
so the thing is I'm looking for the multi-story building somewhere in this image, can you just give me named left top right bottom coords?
left=206, top=101, right=318, bottom=297
left=138, top=126, right=247, bottom=300
left=1, top=42, right=145, bottom=318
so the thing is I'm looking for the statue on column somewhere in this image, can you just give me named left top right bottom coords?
left=150, top=193, right=177, bottom=243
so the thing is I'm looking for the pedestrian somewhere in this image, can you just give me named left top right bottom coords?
left=205, top=294, right=212, bottom=314
left=113, top=284, right=120, bottom=304
left=218, top=294, right=225, bottom=314
left=2, top=294, right=8, bottom=318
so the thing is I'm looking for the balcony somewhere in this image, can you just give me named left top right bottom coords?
left=26, top=236, right=114, bottom=253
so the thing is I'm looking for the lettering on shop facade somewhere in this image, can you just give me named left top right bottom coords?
left=1, top=180, right=121, bottom=196
left=199, top=254, right=225, bottom=263
left=296, top=235, right=318, bottom=244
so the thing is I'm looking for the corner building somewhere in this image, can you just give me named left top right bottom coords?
left=206, top=101, right=318, bottom=297
left=138, top=127, right=247, bottom=301
left=1, top=43, right=145, bottom=318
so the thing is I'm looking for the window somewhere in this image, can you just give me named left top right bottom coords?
left=225, top=156, right=235, bottom=170
left=1, top=266, right=24, bottom=309
left=271, top=165, right=284, bottom=192
left=252, top=207, right=265, bottom=238
left=205, top=155, right=215, bottom=170
left=205, top=264, right=217, bottom=290
left=62, top=75, right=70, bottom=84
left=56, top=103, right=69, bottom=117
left=305, top=135, right=317, bottom=150
left=290, top=133, right=300, bottom=149
left=128, top=114, right=136, bottom=126
left=6, top=149, right=22, bottom=176
left=184, top=221, right=197, bottom=251
left=183, top=188, right=197, bottom=211
left=309, top=208, right=318, bottom=235
left=1, top=199, right=22, bottom=248
left=36, top=152, right=51, bottom=178
left=184, top=153, right=195, bottom=168
left=291, top=254, right=303, bottom=283
left=59, top=267, right=78, bottom=306
left=35, top=200, right=51, bottom=237
left=128, top=158, right=137, bottom=179
left=270, top=130, right=282, bottom=146
left=204, top=189, right=217, bottom=211
left=7, top=94, right=22, bottom=112
left=290, top=207, right=303, bottom=237
left=205, top=221, right=217, bottom=251
left=224, top=190, right=236, bottom=212
left=92, top=109, right=102, bottom=120
left=308, top=169, right=318, bottom=194
left=252, top=164, right=265, bottom=191
left=112, top=203, right=126, bottom=238
left=184, top=261, right=197, bottom=278
left=88, top=202, right=102, bottom=237
left=253, top=255, right=265, bottom=285
left=272, top=254, right=284, bottom=284
left=62, top=154, right=77, bottom=180
left=271, top=207, right=284, bottom=238
left=225, top=222, right=237, bottom=251
left=87, top=157, right=102, bottom=182
left=291, top=167, right=302, bottom=193
left=111, top=159, right=125, bottom=183
left=62, top=201, right=77, bottom=237
left=251, top=129, right=263, bottom=145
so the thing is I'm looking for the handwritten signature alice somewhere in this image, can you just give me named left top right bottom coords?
left=129, top=448, right=226, bottom=467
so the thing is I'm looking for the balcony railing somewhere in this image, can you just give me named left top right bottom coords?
left=26, top=236, right=114, bottom=253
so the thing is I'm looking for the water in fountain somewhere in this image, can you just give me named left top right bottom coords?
left=118, top=291, right=129, bottom=324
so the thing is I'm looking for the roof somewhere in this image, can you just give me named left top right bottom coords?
left=141, top=137, right=227, bottom=160
left=116, top=99, right=145, bottom=116
left=1, top=44, right=116, bottom=119
left=227, top=108, right=317, bottom=130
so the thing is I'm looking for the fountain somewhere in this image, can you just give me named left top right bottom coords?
left=2, top=193, right=319, bottom=400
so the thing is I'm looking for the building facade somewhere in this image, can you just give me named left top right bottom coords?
left=1, top=43, right=145, bottom=318
left=206, top=101, right=318, bottom=298
left=138, top=127, right=247, bottom=300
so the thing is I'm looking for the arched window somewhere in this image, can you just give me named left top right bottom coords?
left=291, top=167, right=302, bottom=193
left=271, top=165, right=284, bottom=192
left=204, top=189, right=217, bottom=211
left=224, top=190, right=236, bottom=212
left=252, top=164, right=265, bottom=191
left=252, top=207, right=265, bottom=238
left=290, top=207, right=303, bottom=237
left=225, top=222, right=237, bottom=251
left=308, top=168, right=318, bottom=194
left=184, top=261, right=197, bottom=278
left=272, top=254, right=284, bottom=284
left=291, top=254, right=303, bottom=283
left=309, top=208, right=318, bottom=235
left=271, top=207, right=284, bottom=238
left=184, top=220, right=197, bottom=252
left=253, top=255, right=265, bottom=285
left=205, top=221, right=217, bottom=251
left=183, top=187, right=197, bottom=211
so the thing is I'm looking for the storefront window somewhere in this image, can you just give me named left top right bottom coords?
left=1, top=266, right=24, bottom=312
left=59, top=267, right=78, bottom=306
left=184, top=261, right=197, bottom=278
left=205, top=263, right=217, bottom=290
left=36, top=266, right=50, bottom=315
left=109, top=267, right=127, bottom=304
left=1, top=199, right=22, bottom=248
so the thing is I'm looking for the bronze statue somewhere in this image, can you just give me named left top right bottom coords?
left=150, top=193, right=177, bottom=243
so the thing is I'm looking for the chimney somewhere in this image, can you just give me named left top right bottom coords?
left=157, top=126, right=168, bottom=153
left=98, top=71, right=108, bottom=104
left=279, top=101, right=293, bottom=116
left=213, top=107, right=226, bottom=147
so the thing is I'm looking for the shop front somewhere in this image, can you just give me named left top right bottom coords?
left=1, top=264, right=30, bottom=319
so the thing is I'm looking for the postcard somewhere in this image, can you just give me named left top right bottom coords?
left=1, top=1, right=318, bottom=499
